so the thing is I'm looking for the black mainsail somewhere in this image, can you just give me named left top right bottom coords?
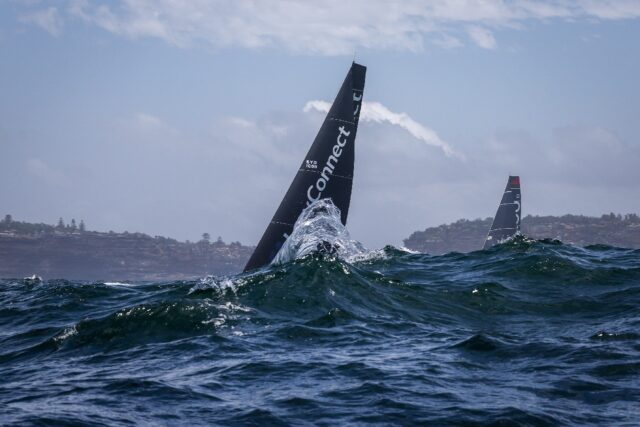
left=244, top=62, right=366, bottom=271
left=483, top=175, right=522, bottom=249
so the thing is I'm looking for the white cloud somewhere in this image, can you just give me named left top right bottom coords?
left=135, top=112, right=164, bottom=130
left=302, top=101, right=331, bottom=114
left=20, top=6, right=63, bottom=36
left=118, top=112, right=181, bottom=146
left=475, top=125, right=640, bottom=188
left=467, top=26, right=496, bottom=49
left=580, top=0, right=640, bottom=19
left=304, top=100, right=461, bottom=158
left=26, top=158, right=68, bottom=184
left=431, top=33, right=463, bottom=49
left=15, top=107, right=640, bottom=248
left=53, top=0, right=640, bottom=54
left=226, top=117, right=254, bottom=129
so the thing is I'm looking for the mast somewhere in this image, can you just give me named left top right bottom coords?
left=483, top=175, right=522, bottom=249
left=244, top=62, right=366, bottom=271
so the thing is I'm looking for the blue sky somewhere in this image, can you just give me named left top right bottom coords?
left=2, top=1, right=640, bottom=247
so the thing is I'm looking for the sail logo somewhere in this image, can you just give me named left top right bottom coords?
left=353, top=92, right=362, bottom=116
left=305, top=160, right=318, bottom=169
left=306, top=126, right=350, bottom=205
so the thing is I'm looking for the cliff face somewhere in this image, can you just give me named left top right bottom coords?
left=404, top=214, right=640, bottom=254
left=0, top=223, right=252, bottom=280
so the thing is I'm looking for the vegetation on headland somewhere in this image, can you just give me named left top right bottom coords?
left=3, top=212, right=640, bottom=279
left=0, top=215, right=252, bottom=280
left=404, top=213, right=640, bottom=254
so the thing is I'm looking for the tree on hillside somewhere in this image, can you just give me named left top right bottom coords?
left=57, top=218, right=65, bottom=229
left=79, top=220, right=86, bottom=232
left=625, top=213, right=639, bottom=222
left=71, top=219, right=77, bottom=231
left=3, top=214, right=12, bottom=223
left=202, top=233, right=211, bottom=243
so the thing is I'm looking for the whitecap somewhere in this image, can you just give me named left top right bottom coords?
left=104, top=281, right=134, bottom=287
left=54, top=325, right=78, bottom=343
left=271, top=198, right=368, bottom=265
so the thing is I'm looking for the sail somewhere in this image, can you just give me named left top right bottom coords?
left=244, top=62, right=366, bottom=271
left=483, top=175, right=522, bottom=249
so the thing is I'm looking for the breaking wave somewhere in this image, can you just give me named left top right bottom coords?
left=271, top=198, right=368, bottom=265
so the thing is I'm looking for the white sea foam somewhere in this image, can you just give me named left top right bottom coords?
left=400, top=246, right=420, bottom=254
left=54, top=325, right=78, bottom=343
left=200, top=298, right=253, bottom=330
left=190, top=275, right=244, bottom=294
left=271, top=198, right=368, bottom=265
left=104, top=281, right=134, bottom=287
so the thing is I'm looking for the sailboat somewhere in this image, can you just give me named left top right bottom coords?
left=483, top=175, right=522, bottom=249
left=244, top=62, right=367, bottom=271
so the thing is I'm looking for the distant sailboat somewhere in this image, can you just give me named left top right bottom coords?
left=483, top=176, right=522, bottom=249
left=244, top=62, right=367, bottom=271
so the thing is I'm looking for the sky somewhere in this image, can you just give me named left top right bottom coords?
left=1, top=0, right=640, bottom=248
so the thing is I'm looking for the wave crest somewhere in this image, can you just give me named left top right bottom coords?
left=272, top=198, right=367, bottom=265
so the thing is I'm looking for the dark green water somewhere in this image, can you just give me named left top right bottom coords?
left=1, top=239, right=639, bottom=425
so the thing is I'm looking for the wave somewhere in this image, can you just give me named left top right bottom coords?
left=1, top=237, right=640, bottom=425
left=3, top=239, right=639, bottom=334
left=271, top=198, right=369, bottom=265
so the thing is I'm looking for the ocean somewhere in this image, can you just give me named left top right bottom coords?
left=1, top=238, right=639, bottom=425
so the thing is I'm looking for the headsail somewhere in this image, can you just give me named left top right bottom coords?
left=483, top=175, right=522, bottom=249
left=244, top=62, right=366, bottom=271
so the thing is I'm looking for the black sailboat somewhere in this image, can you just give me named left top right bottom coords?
left=244, top=62, right=366, bottom=271
left=483, top=175, right=522, bottom=249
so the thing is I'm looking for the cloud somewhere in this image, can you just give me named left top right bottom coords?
left=580, top=0, right=640, bottom=20
left=471, top=125, right=640, bottom=191
left=431, top=33, right=463, bottom=49
left=13, top=104, right=640, bottom=249
left=46, top=0, right=640, bottom=54
left=467, top=26, right=496, bottom=49
left=303, top=100, right=461, bottom=158
left=26, top=158, right=68, bottom=184
left=20, top=6, right=63, bottom=36
left=204, top=108, right=466, bottom=246
left=135, top=112, right=164, bottom=130
left=123, top=112, right=181, bottom=144
left=347, top=123, right=640, bottom=245
left=212, top=115, right=299, bottom=169
left=548, top=125, right=640, bottom=186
